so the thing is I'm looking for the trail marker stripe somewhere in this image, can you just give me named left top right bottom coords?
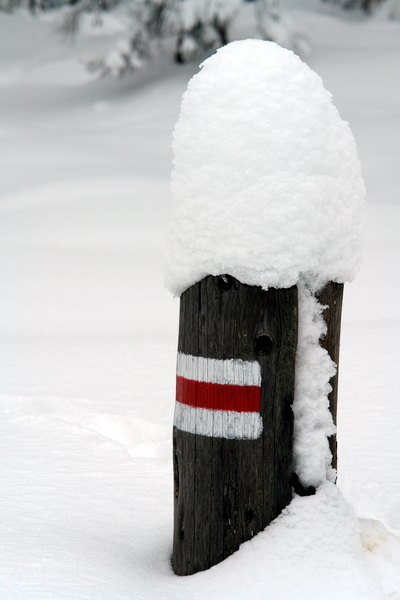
left=174, top=353, right=262, bottom=439
left=176, top=376, right=260, bottom=412
left=174, top=403, right=263, bottom=439
left=176, top=352, right=261, bottom=386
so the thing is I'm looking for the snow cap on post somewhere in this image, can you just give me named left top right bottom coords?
left=164, top=39, right=365, bottom=296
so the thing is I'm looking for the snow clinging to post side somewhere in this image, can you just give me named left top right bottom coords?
left=164, top=39, right=365, bottom=490
left=293, top=279, right=337, bottom=488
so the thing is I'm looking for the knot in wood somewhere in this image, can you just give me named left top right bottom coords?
left=255, top=334, right=273, bottom=355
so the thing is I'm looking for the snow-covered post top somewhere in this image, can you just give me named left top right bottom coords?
left=164, top=39, right=365, bottom=296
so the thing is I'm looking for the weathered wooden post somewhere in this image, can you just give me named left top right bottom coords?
left=164, top=40, right=365, bottom=575
left=172, top=276, right=297, bottom=575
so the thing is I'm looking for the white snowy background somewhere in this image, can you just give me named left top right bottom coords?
left=1, top=5, right=400, bottom=599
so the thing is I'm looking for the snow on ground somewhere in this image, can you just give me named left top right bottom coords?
left=0, top=7, right=400, bottom=599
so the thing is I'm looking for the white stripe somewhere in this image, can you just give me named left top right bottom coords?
left=174, top=402, right=263, bottom=440
left=176, top=352, right=261, bottom=387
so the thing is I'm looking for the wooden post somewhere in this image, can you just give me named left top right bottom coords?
left=172, top=275, right=298, bottom=576
left=317, top=282, right=344, bottom=474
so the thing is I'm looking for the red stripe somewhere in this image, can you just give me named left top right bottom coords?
left=176, top=376, right=260, bottom=412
